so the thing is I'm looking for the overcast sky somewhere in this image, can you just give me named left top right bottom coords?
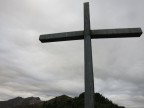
left=0, top=0, right=144, bottom=107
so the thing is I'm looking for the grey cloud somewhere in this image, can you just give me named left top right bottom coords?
left=0, top=0, right=144, bottom=107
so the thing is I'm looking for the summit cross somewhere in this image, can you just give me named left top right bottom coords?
left=39, top=2, right=142, bottom=108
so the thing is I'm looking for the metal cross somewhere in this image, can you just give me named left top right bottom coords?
left=39, top=2, right=142, bottom=108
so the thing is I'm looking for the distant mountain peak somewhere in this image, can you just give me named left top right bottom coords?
left=8, top=96, right=23, bottom=101
left=0, top=96, right=41, bottom=108
left=0, top=93, right=125, bottom=108
left=56, top=94, right=72, bottom=100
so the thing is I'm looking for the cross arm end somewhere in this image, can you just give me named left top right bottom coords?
left=91, top=28, right=142, bottom=39
left=39, top=31, right=84, bottom=43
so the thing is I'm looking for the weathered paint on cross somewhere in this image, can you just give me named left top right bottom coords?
left=39, top=2, right=142, bottom=108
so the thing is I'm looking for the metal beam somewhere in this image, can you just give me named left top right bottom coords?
left=39, top=28, right=142, bottom=43
left=84, top=2, right=95, bottom=108
left=39, top=31, right=83, bottom=43
left=91, top=28, right=142, bottom=39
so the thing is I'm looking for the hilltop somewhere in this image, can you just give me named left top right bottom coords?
left=0, top=93, right=125, bottom=108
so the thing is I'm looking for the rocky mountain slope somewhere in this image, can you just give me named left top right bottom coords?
left=0, top=96, right=41, bottom=108
left=0, top=93, right=125, bottom=108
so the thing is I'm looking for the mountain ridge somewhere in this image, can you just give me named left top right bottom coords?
left=0, top=96, right=41, bottom=108
left=0, top=92, right=125, bottom=108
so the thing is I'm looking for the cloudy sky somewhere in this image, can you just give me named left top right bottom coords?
left=0, top=0, right=144, bottom=107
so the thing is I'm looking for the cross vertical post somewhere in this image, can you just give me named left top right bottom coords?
left=84, top=2, right=95, bottom=108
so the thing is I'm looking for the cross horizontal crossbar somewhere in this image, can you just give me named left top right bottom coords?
left=39, top=28, right=142, bottom=43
